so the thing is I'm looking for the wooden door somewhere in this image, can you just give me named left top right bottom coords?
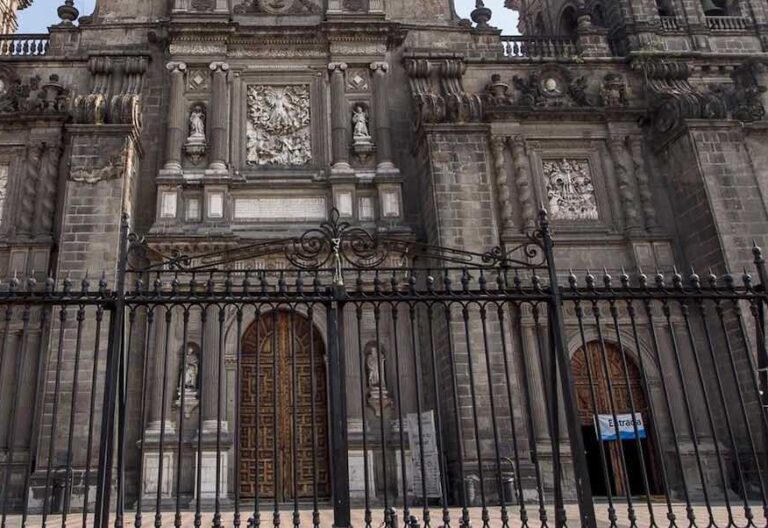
left=240, top=311, right=330, bottom=500
left=572, top=342, right=656, bottom=496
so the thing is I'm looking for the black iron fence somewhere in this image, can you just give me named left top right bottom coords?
left=0, top=211, right=766, bottom=528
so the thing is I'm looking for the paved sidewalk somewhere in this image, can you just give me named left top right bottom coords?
left=1, top=504, right=760, bottom=528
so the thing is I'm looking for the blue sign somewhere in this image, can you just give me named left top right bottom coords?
left=596, top=413, right=647, bottom=441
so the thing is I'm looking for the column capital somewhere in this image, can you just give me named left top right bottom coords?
left=328, top=62, right=348, bottom=73
left=209, top=62, right=230, bottom=73
left=369, top=61, right=389, bottom=73
left=166, top=61, right=187, bottom=74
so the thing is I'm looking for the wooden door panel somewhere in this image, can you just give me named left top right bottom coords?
left=239, top=312, right=330, bottom=500
left=571, top=342, right=656, bottom=496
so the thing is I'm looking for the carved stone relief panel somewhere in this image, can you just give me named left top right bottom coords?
left=246, top=84, right=312, bottom=167
left=346, top=68, right=370, bottom=93
left=542, top=159, right=598, bottom=221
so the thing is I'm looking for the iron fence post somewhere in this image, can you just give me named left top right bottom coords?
left=93, top=212, right=129, bottom=528
left=327, top=284, right=351, bottom=528
left=753, top=244, right=768, bottom=410
left=538, top=210, right=597, bottom=528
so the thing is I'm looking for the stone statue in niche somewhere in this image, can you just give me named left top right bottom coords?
left=246, top=85, right=312, bottom=167
left=365, top=343, right=391, bottom=416
left=543, top=159, right=598, bottom=221
left=179, top=344, right=200, bottom=395
left=351, top=104, right=374, bottom=162
left=352, top=105, right=371, bottom=142
left=176, top=344, right=200, bottom=417
left=189, top=105, right=205, bottom=139
left=184, top=104, right=207, bottom=165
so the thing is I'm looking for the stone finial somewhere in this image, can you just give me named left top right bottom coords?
left=471, top=0, right=493, bottom=29
left=57, top=0, right=79, bottom=25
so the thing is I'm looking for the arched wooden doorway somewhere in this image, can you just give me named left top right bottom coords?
left=572, top=342, right=661, bottom=497
left=239, top=311, right=330, bottom=500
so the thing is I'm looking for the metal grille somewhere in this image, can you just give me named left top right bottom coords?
left=0, top=211, right=765, bottom=528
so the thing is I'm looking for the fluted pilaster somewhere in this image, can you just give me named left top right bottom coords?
left=328, top=62, right=352, bottom=173
left=208, top=62, right=229, bottom=172
left=164, top=62, right=187, bottom=172
left=370, top=61, right=397, bottom=174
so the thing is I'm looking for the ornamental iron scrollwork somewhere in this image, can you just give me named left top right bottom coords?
left=128, top=209, right=549, bottom=277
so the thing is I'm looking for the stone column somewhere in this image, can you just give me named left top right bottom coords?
left=208, top=62, right=229, bottom=172
left=521, top=319, right=549, bottom=444
left=328, top=62, right=352, bottom=174
left=201, top=306, right=221, bottom=432
left=33, top=142, right=62, bottom=239
left=509, top=136, right=536, bottom=231
left=608, top=135, right=642, bottom=234
left=370, top=62, right=397, bottom=175
left=628, top=136, right=659, bottom=232
left=163, top=62, right=187, bottom=173
left=490, top=136, right=514, bottom=231
left=198, top=305, right=227, bottom=500
left=147, top=309, right=177, bottom=432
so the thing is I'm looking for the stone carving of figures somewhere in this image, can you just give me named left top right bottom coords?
left=543, top=158, right=598, bottom=221
left=352, top=105, right=370, bottom=140
left=188, top=105, right=206, bottom=140
left=247, top=85, right=312, bottom=166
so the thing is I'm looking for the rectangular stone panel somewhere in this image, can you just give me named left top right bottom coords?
left=233, top=197, right=327, bottom=221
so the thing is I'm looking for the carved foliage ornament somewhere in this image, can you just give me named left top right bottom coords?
left=0, top=71, right=69, bottom=115
left=233, top=0, right=321, bottom=14
left=709, top=62, right=766, bottom=123
left=512, top=65, right=596, bottom=108
left=246, top=84, right=312, bottom=167
left=543, top=159, right=598, bottom=221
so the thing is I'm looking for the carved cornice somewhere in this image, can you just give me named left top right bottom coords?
left=166, top=21, right=405, bottom=58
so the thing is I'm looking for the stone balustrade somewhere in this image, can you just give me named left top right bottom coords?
left=0, top=34, right=49, bottom=56
left=706, top=16, right=751, bottom=31
left=501, top=35, right=577, bottom=59
left=659, top=16, right=683, bottom=31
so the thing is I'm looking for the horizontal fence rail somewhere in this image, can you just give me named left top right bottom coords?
left=0, top=213, right=766, bottom=528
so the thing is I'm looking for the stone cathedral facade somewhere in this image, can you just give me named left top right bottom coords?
left=0, top=0, right=767, bottom=511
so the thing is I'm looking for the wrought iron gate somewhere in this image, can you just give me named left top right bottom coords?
left=0, top=210, right=765, bottom=528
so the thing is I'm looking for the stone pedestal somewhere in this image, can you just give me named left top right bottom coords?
left=194, top=451, right=228, bottom=500
left=140, top=421, right=178, bottom=500
left=348, top=450, right=376, bottom=499
left=141, top=450, right=176, bottom=500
